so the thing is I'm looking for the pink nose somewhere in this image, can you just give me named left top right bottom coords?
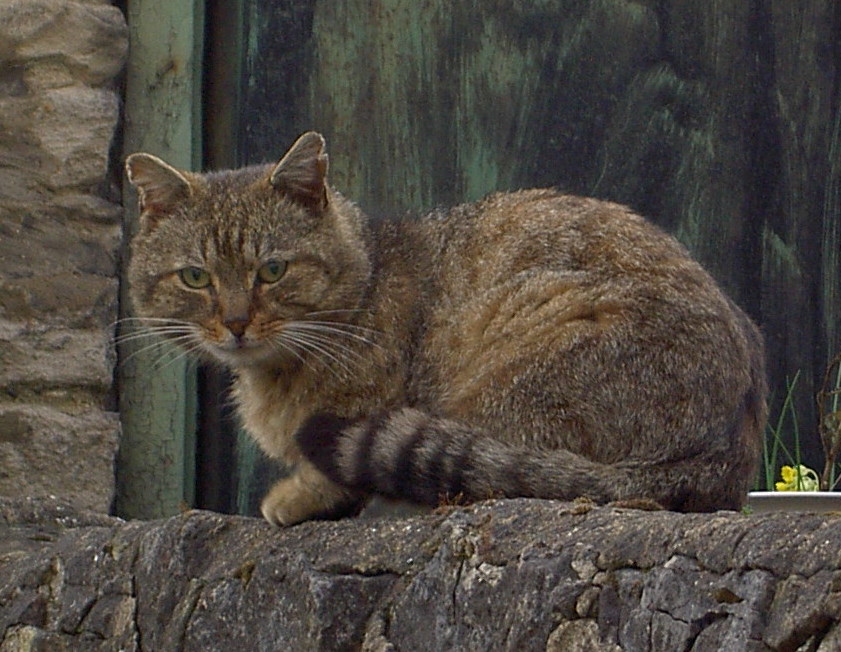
left=225, top=319, right=249, bottom=338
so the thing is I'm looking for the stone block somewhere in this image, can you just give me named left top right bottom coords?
left=0, top=326, right=116, bottom=393
left=0, top=404, right=118, bottom=512
left=0, top=1, right=128, bottom=88
left=33, top=86, right=121, bottom=191
left=0, top=208, right=121, bottom=332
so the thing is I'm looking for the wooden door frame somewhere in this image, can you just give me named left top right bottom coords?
left=116, top=0, right=204, bottom=519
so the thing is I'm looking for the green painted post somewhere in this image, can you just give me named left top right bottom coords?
left=115, top=0, right=204, bottom=519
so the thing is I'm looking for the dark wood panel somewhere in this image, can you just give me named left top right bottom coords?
left=201, top=0, right=841, bottom=511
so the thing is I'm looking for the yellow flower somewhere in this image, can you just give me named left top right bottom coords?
left=775, top=464, right=819, bottom=491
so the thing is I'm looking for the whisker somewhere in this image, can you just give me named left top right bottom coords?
left=114, top=327, right=196, bottom=345
left=118, top=332, right=199, bottom=367
left=304, top=308, right=371, bottom=318
left=273, top=335, right=340, bottom=379
left=277, top=331, right=356, bottom=378
left=282, top=326, right=371, bottom=364
left=115, top=316, right=196, bottom=324
left=302, top=315, right=379, bottom=329
left=283, top=332, right=353, bottom=373
left=267, top=336, right=319, bottom=374
left=292, top=321, right=382, bottom=348
left=151, top=341, right=203, bottom=371
left=114, top=319, right=195, bottom=339
left=120, top=342, right=171, bottom=367
left=301, top=311, right=383, bottom=338
left=299, top=319, right=381, bottom=337
left=112, top=316, right=197, bottom=332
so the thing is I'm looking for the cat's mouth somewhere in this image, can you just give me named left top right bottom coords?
left=208, top=336, right=275, bottom=367
left=214, top=332, right=267, bottom=354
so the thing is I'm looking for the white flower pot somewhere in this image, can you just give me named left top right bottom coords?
left=747, top=491, right=841, bottom=514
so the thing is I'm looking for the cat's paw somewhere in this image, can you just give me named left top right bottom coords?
left=259, top=467, right=362, bottom=527
left=294, top=413, right=352, bottom=481
left=260, top=478, right=308, bottom=527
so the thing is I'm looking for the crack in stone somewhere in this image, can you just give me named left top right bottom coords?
left=649, top=607, right=729, bottom=652
left=126, top=535, right=143, bottom=651
left=175, top=579, right=205, bottom=651
left=451, top=557, right=466, bottom=625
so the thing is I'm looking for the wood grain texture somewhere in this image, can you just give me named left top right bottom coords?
left=199, top=0, right=841, bottom=508
left=117, top=0, right=204, bottom=518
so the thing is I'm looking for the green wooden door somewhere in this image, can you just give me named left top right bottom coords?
left=120, top=0, right=841, bottom=516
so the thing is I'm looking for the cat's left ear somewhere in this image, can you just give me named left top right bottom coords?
left=269, top=131, right=328, bottom=210
left=125, top=153, right=193, bottom=220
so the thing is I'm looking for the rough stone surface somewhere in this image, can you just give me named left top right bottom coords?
left=2, top=497, right=841, bottom=651
left=0, top=1, right=127, bottom=511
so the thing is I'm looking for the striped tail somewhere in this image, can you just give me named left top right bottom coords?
left=295, top=408, right=620, bottom=507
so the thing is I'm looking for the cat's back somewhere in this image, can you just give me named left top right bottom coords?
left=421, top=189, right=723, bottom=312
left=410, top=189, right=761, bottom=451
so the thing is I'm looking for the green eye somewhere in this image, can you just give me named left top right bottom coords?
left=257, top=260, right=287, bottom=284
left=179, top=266, right=211, bottom=289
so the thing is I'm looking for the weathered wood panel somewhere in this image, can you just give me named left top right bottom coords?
left=763, top=1, right=841, bottom=451
left=117, top=0, right=204, bottom=518
left=196, top=0, right=841, bottom=510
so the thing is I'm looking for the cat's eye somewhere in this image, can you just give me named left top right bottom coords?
left=179, top=266, right=211, bottom=289
left=257, top=260, right=287, bottom=284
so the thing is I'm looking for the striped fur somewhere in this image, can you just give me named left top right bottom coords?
left=126, top=132, right=767, bottom=525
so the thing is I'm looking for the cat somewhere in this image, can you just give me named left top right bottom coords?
left=125, top=131, right=767, bottom=526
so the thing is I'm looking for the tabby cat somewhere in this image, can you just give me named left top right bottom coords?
left=125, top=132, right=766, bottom=526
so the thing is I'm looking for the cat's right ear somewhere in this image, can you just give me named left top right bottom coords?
left=125, top=153, right=193, bottom=224
left=269, top=132, right=328, bottom=210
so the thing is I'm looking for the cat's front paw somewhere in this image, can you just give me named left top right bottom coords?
left=260, top=478, right=312, bottom=526
left=259, top=465, right=362, bottom=527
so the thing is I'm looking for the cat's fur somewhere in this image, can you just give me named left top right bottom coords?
left=125, top=131, right=766, bottom=526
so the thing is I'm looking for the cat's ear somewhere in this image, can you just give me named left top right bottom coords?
left=125, top=153, right=193, bottom=220
left=269, top=132, right=328, bottom=210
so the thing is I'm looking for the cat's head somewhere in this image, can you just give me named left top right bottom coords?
left=124, top=132, right=372, bottom=369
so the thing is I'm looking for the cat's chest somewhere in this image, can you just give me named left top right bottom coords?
left=232, top=370, right=312, bottom=463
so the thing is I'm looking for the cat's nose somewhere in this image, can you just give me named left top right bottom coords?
left=225, top=318, right=249, bottom=338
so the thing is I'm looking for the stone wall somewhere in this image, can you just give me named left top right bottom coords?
left=0, top=1, right=128, bottom=511
left=2, top=497, right=840, bottom=651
